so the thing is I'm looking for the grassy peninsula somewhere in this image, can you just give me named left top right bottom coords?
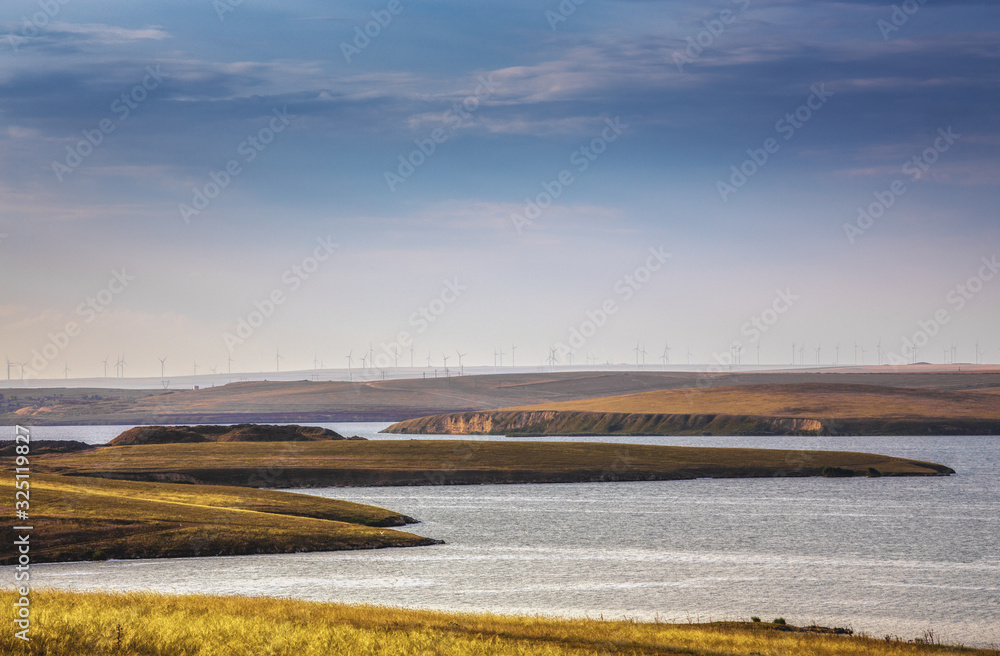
left=35, top=439, right=953, bottom=488
left=0, top=474, right=436, bottom=565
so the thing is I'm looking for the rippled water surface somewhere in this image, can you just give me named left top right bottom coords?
left=18, top=424, right=1000, bottom=646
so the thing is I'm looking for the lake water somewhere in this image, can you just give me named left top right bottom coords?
left=12, top=423, right=1000, bottom=647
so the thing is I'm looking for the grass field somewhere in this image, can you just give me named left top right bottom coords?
left=0, top=474, right=436, bottom=564
left=3, top=589, right=995, bottom=656
left=4, top=369, right=998, bottom=425
left=510, top=384, right=1000, bottom=419
left=385, top=383, right=1000, bottom=436
left=35, top=439, right=954, bottom=489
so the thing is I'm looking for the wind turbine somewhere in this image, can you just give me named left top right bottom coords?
left=227, top=354, right=233, bottom=376
left=792, top=342, right=797, bottom=365
left=511, top=345, right=517, bottom=368
left=860, top=345, right=867, bottom=365
left=392, top=346, right=399, bottom=369
left=633, top=341, right=642, bottom=370
left=834, top=343, right=840, bottom=366
left=102, top=356, right=110, bottom=379
left=686, top=347, right=693, bottom=365
left=853, top=342, right=859, bottom=365
left=456, top=349, right=466, bottom=375
left=209, top=365, right=218, bottom=375
left=409, top=345, right=415, bottom=368
left=426, top=352, right=432, bottom=368
left=116, top=355, right=126, bottom=379
left=345, top=350, right=354, bottom=381
left=313, top=353, right=320, bottom=370
left=360, top=352, right=368, bottom=370
left=5, top=357, right=12, bottom=382
left=497, top=347, right=505, bottom=368
left=441, top=353, right=450, bottom=376
left=368, top=342, right=375, bottom=370
left=876, top=339, right=883, bottom=366
left=64, top=363, right=70, bottom=380
left=546, top=348, right=558, bottom=370
left=976, top=340, right=985, bottom=364
left=660, top=342, right=671, bottom=366
left=275, top=347, right=282, bottom=373
left=19, top=362, right=27, bottom=381
left=158, top=356, right=167, bottom=380
left=815, top=344, right=821, bottom=365
left=193, top=361, right=199, bottom=377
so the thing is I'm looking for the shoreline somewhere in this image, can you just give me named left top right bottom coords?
left=3, top=589, right=997, bottom=654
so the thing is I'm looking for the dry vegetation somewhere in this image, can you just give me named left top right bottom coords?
left=3, top=589, right=995, bottom=656
left=511, top=384, right=1000, bottom=419
left=0, top=474, right=435, bottom=564
left=34, top=439, right=953, bottom=488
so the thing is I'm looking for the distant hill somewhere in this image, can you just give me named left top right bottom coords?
left=109, top=424, right=364, bottom=446
left=385, top=383, right=1000, bottom=436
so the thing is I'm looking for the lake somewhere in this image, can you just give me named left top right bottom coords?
left=14, top=423, right=1000, bottom=647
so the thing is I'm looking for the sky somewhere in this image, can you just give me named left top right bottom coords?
left=1, top=0, right=998, bottom=379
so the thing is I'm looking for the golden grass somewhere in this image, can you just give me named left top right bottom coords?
left=509, top=384, right=1000, bottom=420
left=2, top=589, right=995, bottom=656
left=0, top=474, right=435, bottom=564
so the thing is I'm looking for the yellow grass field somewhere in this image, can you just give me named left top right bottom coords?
left=2, top=589, right=995, bottom=656
left=510, top=384, right=1000, bottom=420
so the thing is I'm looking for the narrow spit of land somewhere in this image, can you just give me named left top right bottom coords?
left=35, top=439, right=954, bottom=488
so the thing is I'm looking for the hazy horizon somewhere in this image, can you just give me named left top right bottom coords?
left=2, top=0, right=998, bottom=379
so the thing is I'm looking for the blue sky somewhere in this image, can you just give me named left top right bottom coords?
left=1, top=0, right=998, bottom=377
